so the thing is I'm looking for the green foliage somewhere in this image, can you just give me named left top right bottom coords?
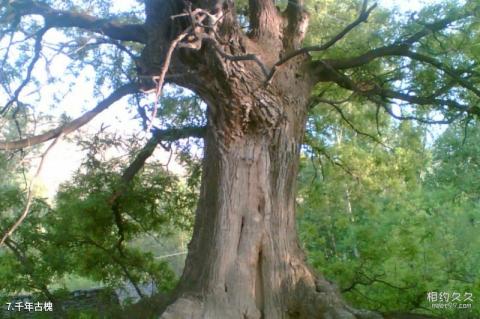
left=0, top=131, right=198, bottom=316
left=298, top=103, right=479, bottom=317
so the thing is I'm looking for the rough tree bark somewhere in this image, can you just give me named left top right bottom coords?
left=160, top=66, right=378, bottom=318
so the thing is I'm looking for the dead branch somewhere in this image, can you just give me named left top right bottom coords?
left=147, top=31, right=189, bottom=132
left=171, top=7, right=271, bottom=80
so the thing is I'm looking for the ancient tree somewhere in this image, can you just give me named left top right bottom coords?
left=1, top=0, right=479, bottom=318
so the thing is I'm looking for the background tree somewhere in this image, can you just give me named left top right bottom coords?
left=0, top=0, right=479, bottom=318
left=297, top=101, right=479, bottom=318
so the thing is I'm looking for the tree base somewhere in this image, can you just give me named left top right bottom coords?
left=160, top=279, right=383, bottom=319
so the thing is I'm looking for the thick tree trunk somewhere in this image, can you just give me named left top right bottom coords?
left=137, top=3, right=382, bottom=317
left=159, top=66, right=380, bottom=319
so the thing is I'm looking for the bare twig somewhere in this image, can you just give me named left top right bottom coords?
left=147, top=31, right=189, bottom=132
left=0, top=134, right=63, bottom=247
left=316, top=97, right=389, bottom=148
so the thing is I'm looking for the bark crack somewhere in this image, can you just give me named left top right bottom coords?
left=237, top=216, right=246, bottom=253
left=255, top=248, right=264, bottom=318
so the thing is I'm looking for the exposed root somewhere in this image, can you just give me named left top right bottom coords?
left=160, top=297, right=203, bottom=319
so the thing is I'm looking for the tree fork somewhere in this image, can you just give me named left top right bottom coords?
left=133, top=1, right=383, bottom=318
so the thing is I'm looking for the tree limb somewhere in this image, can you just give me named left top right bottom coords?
left=380, top=103, right=463, bottom=125
left=315, top=60, right=479, bottom=119
left=0, top=83, right=139, bottom=150
left=9, top=0, right=147, bottom=43
left=325, top=44, right=410, bottom=70
left=402, top=51, right=480, bottom=98
left=303, top=0, right=376, bottom=52
left=284, top=0, right=309, bottom=50
left=313, top=96, right=389, bottom=148
left=277, top=0, right=377, bottom=68
left=248, top=0, right=282, bottom=40
left=1, top=27, right=47, bottom=115
left=369, top=87, right=472, bottom=114
left=102, top=125, right=204, bottom=279
left=324, top=6, right=477, bottom=70
left=108, top=125, right=206, bottom=251
left=121, top=126, right=206, bottom=184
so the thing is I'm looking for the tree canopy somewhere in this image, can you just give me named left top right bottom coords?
left=0, top=0, right=479, bottom=318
